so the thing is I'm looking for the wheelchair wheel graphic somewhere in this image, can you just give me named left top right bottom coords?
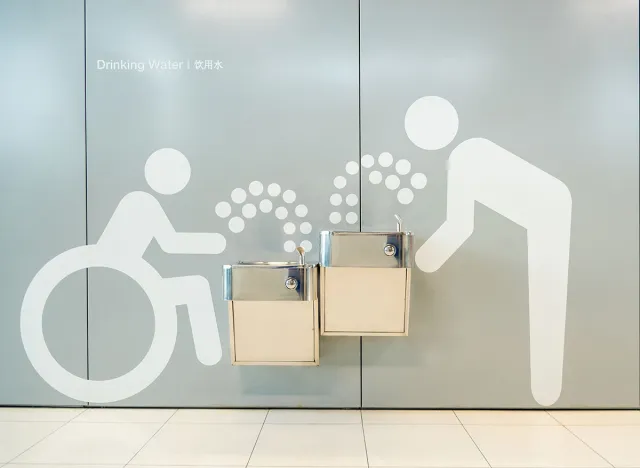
left=21, top=245, right=178, bottom=403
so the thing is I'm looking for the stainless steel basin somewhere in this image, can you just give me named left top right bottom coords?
left=319, top=230, right=413, bottom=268
left=223, top=261, right=318, bottom=302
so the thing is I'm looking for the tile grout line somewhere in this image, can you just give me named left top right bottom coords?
left=6, top=408, right=88, bottom=464
left=562, top=426, right=615, bottom=468
left=360, top=410, right=370, bottom=468
left=545, top=409, right=563, bottom=425
left=243, top=409, right=269, bottom=468
left=547, top=411, right=615, bottom=468
left=453, top=411, right=492, bottom=468
left=122, top=409, right=177, bottom=467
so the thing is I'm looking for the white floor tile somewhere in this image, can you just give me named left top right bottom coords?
left=362, top=409, right=459, bottom=425
left=266, top=410, right=361, bottom=424
left=466, top=425, right=611, bottom=467
left=169, top=409, right=267, bottom=424
left=130, top=423, right=262, bottom=466
left=249, top=424, right=367, bottom=467
left=551, top=410, right=640, bottom=426
left=0, top=408, right=83, bottom=422
left=128, top=466, right=241, bottom=468
left=568, top=425, right=640, bottom=467
left=7, top=465, right=122, bottom=468
left=129, top=466, right=241, bottom=468
left=363, top=424, right=488, bottom=467
left=13, top=422, right=161, bottom=465
left=0, top=422, right=64, bottom=463
left=456, top=410, right=559, bottom=425
left=128, top=463, right=246, bottom=468
left=73, top=408, right=175, bottom=423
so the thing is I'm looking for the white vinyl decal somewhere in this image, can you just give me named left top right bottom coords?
left=363, top=151, right=428, bottom=204
left=328, top=161, right=360, bottom=226
left=21, top=148, right=226, bottom=403
left=21, top=96, right=572, bottom=407
left=214, top=181, right=314, bottom=252
left=328, top=153, right=429, bottom=226
left=408, top=96, right=573, bottom=406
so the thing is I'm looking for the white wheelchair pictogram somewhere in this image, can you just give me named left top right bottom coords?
left=20, top=148, right=227, bottom=403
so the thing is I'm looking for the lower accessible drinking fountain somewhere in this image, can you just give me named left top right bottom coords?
left=319, top=215, right=414, bottom=336
left=223, top=247, right=320, bottom=366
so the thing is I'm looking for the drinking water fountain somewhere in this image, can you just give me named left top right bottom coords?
left=222, top=247, right=319, bottom=366
left=318, top=215, right=414, bottom=336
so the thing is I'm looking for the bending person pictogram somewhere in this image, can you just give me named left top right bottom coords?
left=408, top=96, right=573, bottom=406
left=21, top=148, right=226, bottom=403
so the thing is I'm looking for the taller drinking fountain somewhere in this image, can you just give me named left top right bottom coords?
left=319, top=215, right=413, bottom=336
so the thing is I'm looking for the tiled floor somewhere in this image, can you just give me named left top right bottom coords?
left=1, top=408, right=640, bottom=467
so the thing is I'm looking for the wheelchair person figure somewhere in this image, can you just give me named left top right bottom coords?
left=21, top=148, right=226, bottom=403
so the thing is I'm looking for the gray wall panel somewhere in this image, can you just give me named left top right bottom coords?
left=85, top=0, right=360, bottom=407
left=0, top=1, right=87, bottom=405
left=1, top=0, right=637, bottom=410
left=360, top=0, right=639, bottom=408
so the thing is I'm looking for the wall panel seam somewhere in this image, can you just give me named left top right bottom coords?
left=83, top=0, right=90, bottom=402
left=357, top=0, right=363, bottom=409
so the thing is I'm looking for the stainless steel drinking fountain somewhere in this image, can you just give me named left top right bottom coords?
left=319, top=215, right=413, bottom=336
left=223, top=248, right=319, bottom=365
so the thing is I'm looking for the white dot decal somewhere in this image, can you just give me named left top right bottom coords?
left=369, top=171, right=382, bottom=184
left=334, top=176, right=347, bottom=189
left=329, top=212, right=342, bottom=224
left=248, top=181, right=263, bottom=196
left=275, top=207, right=288, bottom=220
left=300, top=221, right=312, bottom=234
left=405, top=95, right=459, bottom=150
left=330, top=193, right=342, bottom=206
left=346, top=194, right=358, bottom=206
left=397, top=188, right=414, bottom=205
left=345, top=161, right=359, bottom=175
left=361, top=154, right=374, bottom=168
left=267, top=183, right=281, bottom=197
left=242, top=203, right=257, bottom=219
left=228, top=217, right=245, bottom=233
left=300, top=240, right=312, bottom=252
left=295, top=204, right=308, bottom=217
left=345, top=212, right=358, bottom=224
left=395, top=159, right=411, bottom=175
left=378, top=152, right=393, bottom=167
left=259, top=199, right=273, bottom=213
left=284, top=240, right=296, bottom=253
left=231, top=188, right=247, bottom=204
left=385, top=175, right=400, bottom=190
left=283, top=189, right=296, bottom=203
left=215, top=201, right=231, bottom=218
left=411, top=173, right=428, bottom=189
left=283, top=222, right=296, bottom=235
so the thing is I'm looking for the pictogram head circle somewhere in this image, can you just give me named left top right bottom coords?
left=145, top=148, right=191, bottom=195
left=405, top=96, right=459, bottom=150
